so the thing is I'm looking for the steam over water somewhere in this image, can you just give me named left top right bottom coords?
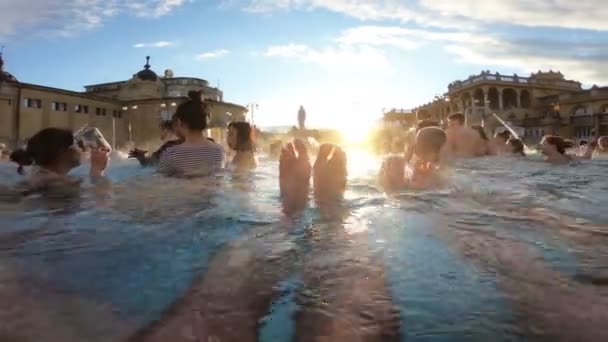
left=0, top=150, right=607, bottom=341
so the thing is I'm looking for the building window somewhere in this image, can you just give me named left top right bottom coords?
left=52, top=102, right=67, bottom=111
left=75, top=104, right=89, bottom=113
left=24, top=98, right=42, bottom=108
left=112, top=110, right=123, bottom=118
left=96, top=108, right=107, bottom=116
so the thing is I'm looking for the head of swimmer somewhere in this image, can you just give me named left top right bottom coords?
left=171, top=91, right=210, bottom=138
left=413, top=127, right=447, bottom=163
left=10, top=128, right=82, bottom=175
left=507, top=137, right=525, bottom=156
left=598, top=136, right=608, bottom=151
left=447, top=113, right=465, bottom=129
left=227, top=121, right=254, bottom=152
left=539, top=135, right=573, bottom=156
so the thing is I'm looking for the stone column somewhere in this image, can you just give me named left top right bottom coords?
left=482, top=88, right=489, bottom=127
left=594, top=113, right=601, bottom=138
left=498, top=88, right=504, bottom=110
left=516, top=89, right=521, bottom=108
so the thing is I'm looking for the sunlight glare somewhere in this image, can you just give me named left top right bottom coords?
left=339, top=121, right=371, bottom=144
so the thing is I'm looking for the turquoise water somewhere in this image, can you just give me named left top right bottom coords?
left=0, top=151, right=607, bottom=341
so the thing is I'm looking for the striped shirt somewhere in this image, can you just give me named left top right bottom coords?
left=158, top=142, right=225, bottom=177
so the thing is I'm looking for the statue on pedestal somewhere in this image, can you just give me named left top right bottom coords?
left=298, top=105, right=306, bottom=130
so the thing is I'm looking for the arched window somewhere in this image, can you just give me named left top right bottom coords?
left=503, top=88, right=518, bottom=109
left=520, top=90, right=531, bottom=108
left=488, top=88, right=499, bottom=110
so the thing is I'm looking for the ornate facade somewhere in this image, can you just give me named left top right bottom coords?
left=0, top=55, right=247, bottom=148
left=413, top=70, right=608, bottom=142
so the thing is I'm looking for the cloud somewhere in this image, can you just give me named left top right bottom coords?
left=263, top=24, right=608, bottom=85
left=0, top=0, right=188, bottom=39
left=444, top=36, right=608, bottom=85
left=335, top=26, right=483, bottom=50
left=196, top=49, right=230, bottom=60
left=236, top=0, right=608, bottom=31
left=237, top=0, right=471, bottom=30
left=262, top=43, right=391, bottom=71
left=419, top=0, right=608, bottom=31
left=133, top=41, right=175, bottom=48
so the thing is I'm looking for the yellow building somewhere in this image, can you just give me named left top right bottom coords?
left=413, top=70, right=608, bottom=142
left=0, top=55, right=247, bottom=148
left=383, top=108, right=416, bottom=130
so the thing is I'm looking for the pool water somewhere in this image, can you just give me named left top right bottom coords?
left=0, top=150, right=607, bottom=341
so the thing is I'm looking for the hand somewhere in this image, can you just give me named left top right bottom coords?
left=313, top=144, right=347, bottom=199
left=128, top=148, right=147, bottom=159
left=90, top=148, right=110, bottom=177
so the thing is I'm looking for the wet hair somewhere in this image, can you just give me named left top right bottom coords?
left=10, top=128, right=74, bottom=175
left=541, top=135, right=573, bottom=155
left=228, top=121, right=254, bottom=151
left=507, top=137, right=525, bottom=156
left=471, top=125, right=489, bottom=141
left=173, top=91, right=209, bottom=131
left=579, top=140, right=588, bottom=147
left=417, top=120, right=440, bottom=131
left=447, top=113, right=465, bottom=125
left=415, top=127, right=447, bottom=162
left=495, top=130, right=511, bottom=141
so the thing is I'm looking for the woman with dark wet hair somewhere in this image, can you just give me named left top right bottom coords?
left=539, top=135, right=593, bottom=164
left=158, top=91, right=225, bottom=176
left=227, top=121, right=257, bottom=171
left=9, top=127, right=109, bottom=194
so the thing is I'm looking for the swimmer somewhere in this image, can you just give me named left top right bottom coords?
left=444, top=113, right=488, bottom=158
left=489, top=127, right=511, bottom=155
left=227, top=121, right=257, bottom=171
left=380, top=126, right=447, bottom=192
left=596, top=136, right=608, bottom=155
left=538, top=135, right=593, bottom=164
left=471, top=125, right=492, bottom=155
left=129, top=120, right=184, bottom=167
left=507, top=137, right=526, bottom=157
left=405, top=120, right=440, bottom=162
left=9, top=128, right=109, bottom=194
left=158, top=91, right=225, bottom=176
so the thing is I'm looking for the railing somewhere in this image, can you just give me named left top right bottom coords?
left=448, top=73, right=580, bottom=92
left=571, top=115, right=595, bottom=126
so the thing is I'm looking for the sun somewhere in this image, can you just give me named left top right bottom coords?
left=339, top=122, right=371, bottom=144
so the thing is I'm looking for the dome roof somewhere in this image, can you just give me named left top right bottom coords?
left=0, top=53, right=17, bottom=82
left=134, top=56, right=158, bottom=82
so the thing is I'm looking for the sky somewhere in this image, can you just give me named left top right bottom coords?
left=1, top=0, right=608, bottom=129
